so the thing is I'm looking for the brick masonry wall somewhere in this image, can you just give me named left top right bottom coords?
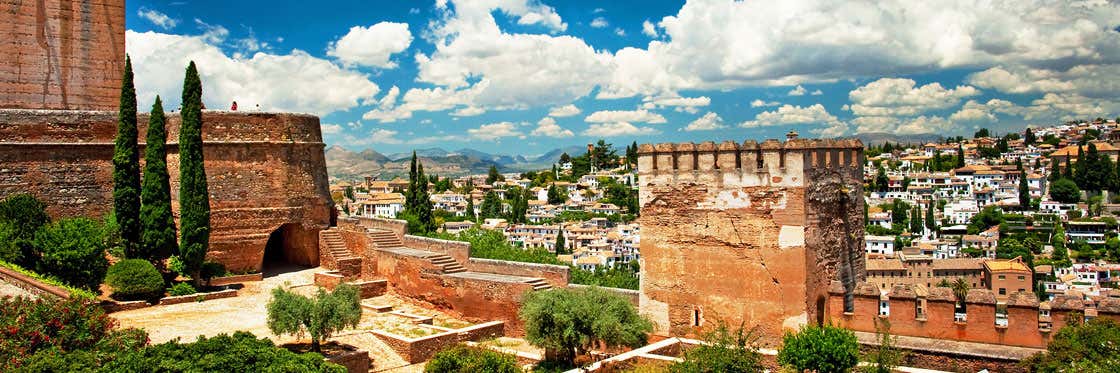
left=0, top=110, right=332, bottom=272
left=372, top=321, right=504, bottom=364
left=636, top=139, right=863, bottom=341
left=402, top=235, right=470, bottom=265
left=1, top=0, right=125, bottom=110
left=466, top=258, right=570, bottom=288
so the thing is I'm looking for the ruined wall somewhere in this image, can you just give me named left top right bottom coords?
left=402, top=235, right=470, bottom=265
left=466, top=258, right=570, bottom=288
left=1, top=0, right=125, bottom=110
left=636, top=139, right=864, bottom=340
left=827, top=282, right=1120, bottom=349
left=0, top=109, right=332, bottom=271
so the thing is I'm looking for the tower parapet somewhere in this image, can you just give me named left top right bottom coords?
left=637, top=138, right=863, bottom=188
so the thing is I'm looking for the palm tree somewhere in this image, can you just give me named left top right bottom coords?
left=951, top=278, right=970, bottom=312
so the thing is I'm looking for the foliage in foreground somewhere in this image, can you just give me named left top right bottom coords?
left=520, top=286, right=652, bottom=367
left=777, top=324, right=860, bottom=373
left=1023, top=317, right=1120, bottom=372
left=0, top=296, right=148, bottom=370
left=0, top=260, right=97, bottom=299
left=668, top=323, right=764, bottom=373
left=267, top=284, right=362, bottom=352
left=32, top=217, right=111, bottom=291
left=425, top=343, right=521, bottom=373
left=99, top=332, right=344, bottom=372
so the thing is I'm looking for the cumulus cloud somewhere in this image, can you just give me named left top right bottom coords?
left=750, top=99, right=780, bottom=108
left=641, top=95, right=710, bottom=113
left=321, top=123, right=343, bottom=135
left=138, top=8, right=177, bottom=29
left=787, top=85, right=807, bottom=96
left=591, top=17, right=609, bottom=28
left=810, top=89, right=823, bottom=95
left=548, top=104, right=581, bottom=117
left=848, top=78, right=979, bottom=117
left=741, top=104, right=843, bottom=128
left=682, top=112, right=726, bottom=131
left=468, top=122, right=524, bottom=141
left=583, top=122, right=659, bottom=137
left=584, top=109, right=667, bottom=124
left=853, top=115, right=954, bottom=135
left=327, top=22, right=413, bottom=68
left=642, top=20, right=659, bottom=38
left=126, top=30, right=379, bottom=116
left=531, top=117, right=575, bottom=138
left=967, top=64, right=1120, bottom=99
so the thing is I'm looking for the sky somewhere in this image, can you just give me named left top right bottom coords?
left=126, top=0, right=1120, bottom=155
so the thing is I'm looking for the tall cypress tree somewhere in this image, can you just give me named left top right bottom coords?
left=955, top=143, right=965, bottom=168
left=925, top=200, right=937, bottom=233
left=1018, top=160, right=1030, bottom=210
left=140, top=96, right=178, bottom=262
left=555, top=229, right=566, bottom=255
left=406, top=152, right=418, bottom=214
left=416, top=162, right=434, bottom=233
left=113, top=55, right=142, bottom=257
left=179, top=61, right=210, bottom=285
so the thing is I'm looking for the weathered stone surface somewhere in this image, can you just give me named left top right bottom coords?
left=637, top=139, right=864, bottom=341
left=1, top=0, right=125, bottom=110
left=0, top=110, right=332, bottom=271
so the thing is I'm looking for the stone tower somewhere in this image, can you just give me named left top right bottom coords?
left=636, top=137, right=865, bottom=339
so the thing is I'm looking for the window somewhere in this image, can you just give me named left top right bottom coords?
left=1018, top=276, right=1025, bottom=281
left=693, top=308, right=702, bottom=327
left=999, top=288, right=1006, bottom=295
left=998, top=275, right=1005, bottom=280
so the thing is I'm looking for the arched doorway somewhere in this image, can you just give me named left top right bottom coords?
left=262, top=223, right=309, bottom=277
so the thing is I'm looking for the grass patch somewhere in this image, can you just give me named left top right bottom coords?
left=0, top=260, right=97, bottom=300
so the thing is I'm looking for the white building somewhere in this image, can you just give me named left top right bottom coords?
left=865, top=235, right=896, bottom=257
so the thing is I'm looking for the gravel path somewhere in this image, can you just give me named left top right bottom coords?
left=0, top=278, right=35, bottom=299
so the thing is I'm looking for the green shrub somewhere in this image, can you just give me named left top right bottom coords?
left=1023, top=317, right=1120, bottom=371
left=102, top=331, right=344, bottom=372
left=105, top=259, right=165, bottom=299
left=0, top=193, right=51, bottom=267
left=32, top=218, right=110, bottom=291
left=778, top=324, right=859, bottom=373
left=669, top=323, right=763, bottom=372
left=200, top=261, right=227, bottom=282
left=0, top=296, right=148, bottom=370
left=267, top=284, right=361, bottom=352
left=425, top=344, right=521, bottom=373
left=168, top=282, right=197, bottom=296
left=168, top=255, right=185, bottom=277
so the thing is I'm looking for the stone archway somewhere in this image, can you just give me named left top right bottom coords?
left=261, top=223, right=319, bottom=276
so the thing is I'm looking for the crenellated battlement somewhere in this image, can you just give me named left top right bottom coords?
left=637, top=137, right=863, bottom=187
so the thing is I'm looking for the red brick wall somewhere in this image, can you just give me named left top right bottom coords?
left=1, top=0, right=125, bottom=110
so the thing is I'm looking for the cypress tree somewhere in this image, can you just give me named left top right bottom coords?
left=925, top=200, right=937, bottom=233
left=1074, top=146, right=1087, bottom=187
left=1048, top=158, right=1060, bottom=182
left=555, top=229, right=566, bottom=255
left=1063, top=156, right=1073, bottom=180
left=910, top=206, right=923, bottom=234
left=1018, top=160, right=1030, bottom=210
left=113, top=55, right=142, bottom=257
left=416, top=162, right=434, bottom=233
left=955, top=143, right=965, bottom=168
left=179, top=61, right=210, bottom=285
left=465, top=194, right=476, bottom=222
left=406, top=152, right=418, bottom=213
left=140, top=96, right=178, bottom=262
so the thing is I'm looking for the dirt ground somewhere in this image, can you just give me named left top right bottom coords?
left=0, top=278, right=35, bottom=299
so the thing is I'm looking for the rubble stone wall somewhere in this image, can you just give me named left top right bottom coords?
left=466, top=258, right=570, bottom=288
left=0, top=109, right=332, bottom=271
left=1, top=0, right=125, bottom=111
left=636, top=139, right=864, bottom=340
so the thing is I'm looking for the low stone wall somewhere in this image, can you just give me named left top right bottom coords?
left=372, top=321, right=505, bottom=364
left=158, top=289, right=238, bottom=305
left=0, top=266, right=71, bottom=299
left=315, top=271, right=345, bottom=289
left=209, top=273, right=262, bottom=286
left=568, top=284, right=640, bottom=306
left=467, top=258, right=570, bottom=288
left=354, top=216, right=407, bottom=237
left=325, top=348, right=370, bottom=373
left=402, top=235, right=470, bottom=265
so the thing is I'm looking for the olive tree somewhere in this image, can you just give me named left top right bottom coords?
left=519, top=286, right=652, bottom=367
left=266, top=284, right=361, bottom=353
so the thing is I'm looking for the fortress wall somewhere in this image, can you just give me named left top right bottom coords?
left=636, top=138, right=864, bottom=341
left=0, top=109, right=331, bottom=271
left=465, top=258, right=570, bottom=288
left=1, top=0, right=125, bottom=111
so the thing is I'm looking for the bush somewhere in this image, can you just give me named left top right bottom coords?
left=200, top=261, right=227, bottom=282
left=1023, top=317, right=1120, bottom=371
left=102, top=331, right=344, bottom=372
left=0, top=296, right=148, bottom=370
left=168, top=255, right=185, bottom=277
left=32, top=217, right=110, bottom=291
left=168, top=282, right=197, bottom=296
left=778, top=324, right=859, bottom=373
left=668, top=323, right=763, bottom=372
left=267, top=284, right=361, bottom=352
left=1050, top=178, right=1081, bottom=204
left=0, top=193, right=51, bottom=267
left=105, top=259, right=165, bottom=299
left=425, top=344, right=521, bottom=373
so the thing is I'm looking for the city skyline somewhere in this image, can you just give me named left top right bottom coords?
left=125, top=1, right=1120, bottom=154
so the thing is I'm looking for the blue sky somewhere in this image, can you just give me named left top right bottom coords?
left=126, top=0, right=1120, bottom=155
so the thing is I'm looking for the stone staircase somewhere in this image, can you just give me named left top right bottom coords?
left=321, top=228, right=361, bottom=278
left=525, top=278, right=552, bottom=291
left=429, top=254, right=466, bottom=274
left=368, top=228, right=404, bottom=249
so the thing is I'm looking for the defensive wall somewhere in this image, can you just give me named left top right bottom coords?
left=827, top=281, right=1120, bottom=349
left=1, top=0, right=125, bottom=111
left=0, top=0, right=333, bottom=272
left=637, top=138, right=866, bottom=340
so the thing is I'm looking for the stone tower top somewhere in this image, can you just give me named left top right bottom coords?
left=636, top=138, right=863, bottom=187
left=1, top=0, right=126, bottom=110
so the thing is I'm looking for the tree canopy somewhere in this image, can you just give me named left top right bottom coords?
left=520, top=286, right=652, bottom=366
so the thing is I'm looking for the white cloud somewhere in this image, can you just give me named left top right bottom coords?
left=641, top=95, right=710, bottom=113
left=848, top=78, right=979, bottom=117
left=321, top=123, right=343, bottom=135
left=614, top=28, right=626, bottom=37
left=682, top=112, right=726, bottom=131
left=138, top=8, right=177, bottom=29
left=452, top=106, right=486, bottom=117
left=194, top=19, right=229, bottom=44
left=531, top=117, right=574, bottom=138
left=750, top=99, right=780, bottom=108
left=437, top=0, right=567, bottom=32
left=468, top=122, right=524, bottom=141
left=126, top=30, right=379, bottom=117
left=787, top=85, right=807, bottom=96
left=327, top=23, right=413, bottom=68
left=642, top=20, right=659, bottom=38
left=548, top=104, right=581, bottom=117
left=583, top=122, right=659, bottom=137
left=810, top=89, right=823, bottom=96
left=967, top=64, right=1120, bottom=99
left=591, top=17, right=609, bottom=28
left=740, top=104, right=845, bottom=136
left=585, top=109, right=667, bottom=124
left=368, top=129, right=403, bottom=144
left=853, top=115, right=954, bottom=135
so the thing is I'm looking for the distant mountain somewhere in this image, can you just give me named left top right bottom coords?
left=853, top=132, right=943, bottom=146
left=326, top=144, right=625, bottom=181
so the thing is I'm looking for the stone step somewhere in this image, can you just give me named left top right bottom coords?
left=443, top=267, right=466, bottom=274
